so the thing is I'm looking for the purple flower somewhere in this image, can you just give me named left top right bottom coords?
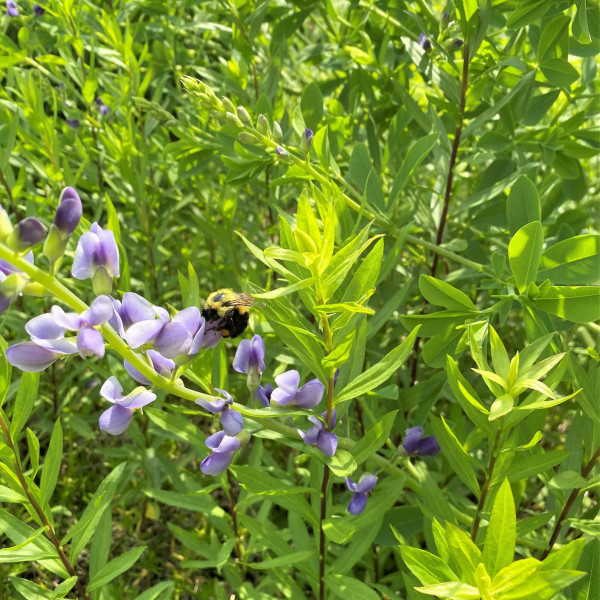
left=72, top=222, right=119, bottom=294
left=8, top=217, right=46, bottom=251
left=96, top=97, right=109, bottom=116
left=345, top=474, right=378, bottom=515
left=33, top=3, right=44, bottom=14
left=51, top=295, right=113, bottom=358
left=233, top=334, right=265, bottom=391
left=276, top=146, right=288, bottom=158
left=66, top=119, right=80, bottom=128
left=0, top=252, right=33, bottom=315
left=301, top=128, right=313, bottom=152
left=5, top=0, right=18, bottom=16
left=200, top=431, right=240, bottom=475
left=196, top=389, right=243, bottom=436
left=452, top=38, right=464, bottom=48
left=124, top=305, right=213, bottom=361
left=256, top=383, right=273, bottom=407
left=98, top=376, right=156, bottom=435
left=418, top=33, right=432, bottom=51
left=124, top=349, right=175, bottom=385
left=6, top=312, right=79, bottom=372
left=402, top=426, right=440, bottom=456
left=270, top=370, right=324, bottom=409
left=54, top=187, right=82, bottom=235
left=298, top=410, right=337, bottom=457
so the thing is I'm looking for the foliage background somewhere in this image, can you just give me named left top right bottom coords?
left=0, top=0, right=598, bottom=599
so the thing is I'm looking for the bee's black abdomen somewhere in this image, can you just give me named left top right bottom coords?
left=222, top=310, right=250, bottom=338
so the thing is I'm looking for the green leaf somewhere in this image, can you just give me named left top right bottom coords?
left=414, top=582, right=480, bottom=599
left=538, top=234, right=600, bottom=285
left=537, top=15, right=571, bottom=62
left=532, top=285, right=600, bottom=323
left=244, top=550, right=314, bottom=570
left=334, top=326, right=420, bottom=405
left=490, top=394, right=514, bottom=421
left=506, top=176, right=541, bottom=236
left=252, top=277, right=316, bottom=299
left=506, top=0, right=549, bottom=28
left=389, top=133, right=439, bottom=205
left=400, top=546, right=458, bottom=585
left=10, top=372, right=40, bottom=438
left=548, top=471, right=588, bottom=491
left=429, top=416, right=481, bottom=496
left=446, top=356, right=492, bottom=434
left=11, top=578, right=54, bottom=600
left=26, top=428, right=40, bottom=479
left=86, top=546, right=147, bottom=592
left=324, top=574, right=379, bottom=600
left=351, top=410, right=397, bottom=466
left=133, top=582, right=175, bottom=600
left=445, top=523, right=481, bottom=585
left=482, top=478, right=516, bottom=577
left=508, top=221, right=544, bottom=293
left=491, top=558, right=541, bottom=595
left=489, top=326, right=510, bottom=379
left=505, top=450, right=569, bottom=483
left=314, top=125, right=331, bottom=172
left=419, top=275, right=477, bottom=312
left=496, top=570, right=585, bottom=600
left=300, top=82, right=323, bottom=129
left=540, top=58, right=580, bottom=87
left=51, top=576, right=78, bottom=599
left=326, top=449, right=357, bottom=477
left=541, top=538, right=586, bottom=571
left=40, top=418, right=62, bottom=508
left=67, top=462, right=127, bottom=561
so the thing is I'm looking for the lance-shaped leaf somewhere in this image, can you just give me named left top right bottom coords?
left=509, top=221, right=543, bottom=293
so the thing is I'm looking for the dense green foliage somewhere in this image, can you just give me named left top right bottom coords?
left=0, top=0, right=598, bottom=599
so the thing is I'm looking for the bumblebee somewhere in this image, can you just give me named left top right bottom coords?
left=201, top=289, right=254, bottom=338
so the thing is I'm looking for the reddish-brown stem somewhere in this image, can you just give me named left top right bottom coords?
left=540, top=445, right=600, bottom=559
left=431, top=43, right=470, bottom=277
left=0, top=414, right=90, bottom=600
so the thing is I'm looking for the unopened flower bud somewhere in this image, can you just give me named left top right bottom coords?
left=301, top=128, right=313, bottom=153
left=273, top=121, right=283, bottom=142
left=222, top=97, right=235, bottom=114
left=0, top=273, right=26, bottom=314
left=0, top=207, right=13, bottom=238
left=276, top=146, right=291, bottom=163
left=226, top=112, right=243, bottom=126
left=210, top=110, right=226, bottom=120
left=8, top=217, right=46, bottom=251
left=418, top=33, right=432, bottom=51
left=236, top=105, right=252, bottom=125
left=238, top=132, right=260, bottom=145
left=22, top=281, right=47, bottom=297
left=257, top=114, right=269, bottom=135
left=54, top=187, right=82, bottom=235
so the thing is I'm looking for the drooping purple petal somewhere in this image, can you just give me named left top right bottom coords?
left=274, top=369, right=300, bottom=393
left=154, top=322, right=192, bottom=358
left=345, top=477, right=359, bottom=493
left=33, top=338, right=78, bottom=355
left=6, top=0, right=19, bottom=16
left=118, top=389, right=156, bottom=409
left=77, top=326, right=104, bottom=358
left=6, top=342, right=59, bottom=372
left=205, top=430, right=226, bottom=450
left=121, top=292, right=155, bottom=327
left=173, top=307, right=201, bottom=336
left=416, top=435, right=440, bottom=456
left=200, top=450, right=235, bottom=475
left=232, top=334, right=265, bottom=374
left=402, top=426, right=424, bottom=454
left=50, top=306, right=83, bottom=331
left=25, top=313, right=66, bottom=340
left=196, top=397, right=228, bottom=413
left=100, top=376, right=124, bottom=403
left=33, top=4, right=45, bottom=16
left=14, top=218, right=46, bottom=249
left=99, top=404, right=133, bottom=435
left=316, top=432, right=338, bottom=457
left=298, top=424, right=321, bottom=446
left=294, top=378, right=325, bottom=409
left=71, top=231, right=99, bottom=279
left=209, top=432, right=240, bottom=454
left=354, top=474, right=378, bottom=493
left=81, top=295, right=113, bottom=326
left=98, top=228, right=120, bottom=277
left=125, top=319, right=165, bottom=349
left=256, top=383, right=273, bottom=407
left=221, top=407, right=243, bottom=436
left=348, top=492, right=368, bottom=515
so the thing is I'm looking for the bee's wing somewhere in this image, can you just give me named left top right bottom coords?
left=223, top=293, right=254, bottom=307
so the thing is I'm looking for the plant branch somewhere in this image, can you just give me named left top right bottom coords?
left=472, top=422, right=503, bottom=541
left=0, top=167, right=21, bottom=220
left=540, top=445, right=600, bottom=559
left=0, top=414, right=90, bottom=600
left=431, top=43, right=470, bottom=277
